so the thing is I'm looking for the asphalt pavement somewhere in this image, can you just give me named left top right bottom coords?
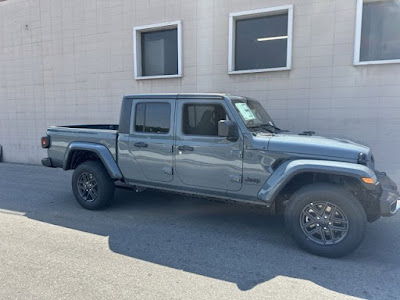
left=0, top=163, right=399, bottom=300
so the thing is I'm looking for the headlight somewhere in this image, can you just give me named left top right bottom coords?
left=357, top=152, right=367, bottom=165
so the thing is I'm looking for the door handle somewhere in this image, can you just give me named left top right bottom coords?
left=134, top=142, right=148, bottom=148
left=177, top=145, right=194, bottom=152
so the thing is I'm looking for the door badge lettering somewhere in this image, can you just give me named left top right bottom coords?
left=244, top=177, right=261, bottom=184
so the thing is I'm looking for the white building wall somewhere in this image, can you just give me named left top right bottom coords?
left=1, top=0, right=400, bottom=181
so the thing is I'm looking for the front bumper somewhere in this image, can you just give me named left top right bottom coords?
left=376, top=172, right=400, bottom=216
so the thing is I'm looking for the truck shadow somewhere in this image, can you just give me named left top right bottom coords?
left=1, top=165, right=399, bottom=298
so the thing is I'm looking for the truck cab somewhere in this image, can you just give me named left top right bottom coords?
left=118, top=94, right=244, bottom=198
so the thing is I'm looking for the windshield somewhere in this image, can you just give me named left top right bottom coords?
left=231, top=98, right=276, bottom=131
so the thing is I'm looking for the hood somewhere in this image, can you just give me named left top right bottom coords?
left=252, top=133, right=371, bottom=162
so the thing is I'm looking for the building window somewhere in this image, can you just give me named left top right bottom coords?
left=182, top=104, right=227, bottom=136
left=354, top=0, right=400, bottom=65
left=228, top=6, right=293, bottom=74
left=135, top=103, right=171, bottom=134
left=133, top=21, right=182, bottom=79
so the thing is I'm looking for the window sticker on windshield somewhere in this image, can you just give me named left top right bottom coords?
left=235, top=103, right=256, bottom=121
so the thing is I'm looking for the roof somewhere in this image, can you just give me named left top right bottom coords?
left=123, top=93, right=231, bottom=100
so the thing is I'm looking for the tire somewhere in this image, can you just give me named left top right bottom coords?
left=284, top=183, right=367, bottom=258
left=72, top=160, right=115, bottom=210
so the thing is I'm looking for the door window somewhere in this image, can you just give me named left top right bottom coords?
left=135, top=102, right=171, bottom=134
left=182, top=104, right=227, bottom=136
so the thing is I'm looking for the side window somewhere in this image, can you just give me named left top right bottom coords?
left=135, top=102, right=171, bottom=134
left=182, top=104, right=227, bottom=136
left=135, top=103, right=146, bottom=132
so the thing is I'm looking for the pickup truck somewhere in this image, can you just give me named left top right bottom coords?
left=41, top=93, right=400, bottom=257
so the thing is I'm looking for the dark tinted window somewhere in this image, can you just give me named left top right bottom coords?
left=135, top=103, right=145, bottom=132
left=183, top=104, right=227, bottom=136
left=360, top=0, right=400, bottom=62
left=135, top=103, right=170, bottom=134
left=235, top=13, right=288, bottom=70
left=141, top=28, right=178, bottom=76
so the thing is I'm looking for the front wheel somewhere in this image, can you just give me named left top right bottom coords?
left=284, top=183, right=367, bottom=258
left=72, top=161, right=115, bottom=210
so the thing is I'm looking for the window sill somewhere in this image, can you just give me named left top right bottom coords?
left=228, top=67, right=290, bottom=75
left=354, top=59, right=400, bottom=66
left=135, top=74, right=182, bottom=80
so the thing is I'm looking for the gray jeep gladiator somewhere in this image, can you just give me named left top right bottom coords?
left=41, top=93, right=399, bottom=257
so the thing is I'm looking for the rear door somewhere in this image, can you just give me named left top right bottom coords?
left=123, top=99, right=175, bottom=182
left=174, top=99, right=243, bottom=191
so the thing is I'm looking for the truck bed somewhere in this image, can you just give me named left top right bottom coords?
left=46, top=124, right=119, bottom=168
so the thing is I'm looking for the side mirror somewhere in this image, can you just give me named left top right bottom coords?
left=218, top=120, right=238, bottom=141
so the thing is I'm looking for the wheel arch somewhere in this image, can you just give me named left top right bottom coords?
left=64, top=142, right=123, bottom=180
left=258, top=159, right=380, bottom=221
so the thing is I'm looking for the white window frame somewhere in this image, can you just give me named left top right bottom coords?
left=228, top=5, right=293, bottom=75
left=133, top=21, right=182, bottom=80
left=354, top=0, right=400, bottom=66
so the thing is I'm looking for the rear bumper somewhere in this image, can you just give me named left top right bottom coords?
left=41, top=158, right=54, bottom=168
left=377, top=172, right=400, bottom=216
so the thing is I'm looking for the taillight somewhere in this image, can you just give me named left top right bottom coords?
left=41, top=136, right=50, bottom=148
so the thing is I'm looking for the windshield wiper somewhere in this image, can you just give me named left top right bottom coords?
left=248, top=124, right=289, bottom=134
left=248, top=124, right=276, bottom=133
left=271, top=125, right=289, bottom=133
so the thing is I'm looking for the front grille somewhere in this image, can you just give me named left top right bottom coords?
left=366, top=154, right=375, bottom=170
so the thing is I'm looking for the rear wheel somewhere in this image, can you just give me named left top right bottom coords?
left=284, top=183, right=367, bottom=258
left=72, top=161, right=115, bottom=210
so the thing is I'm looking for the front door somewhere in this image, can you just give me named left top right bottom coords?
left=175, top=99, right=243, bottom=191
left=125, top=99, right=175, bottom=183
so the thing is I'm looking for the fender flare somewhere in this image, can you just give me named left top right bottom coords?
left=257, top=159, right=377, bottom=206
left=63, top=142, right=123, bottom=180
